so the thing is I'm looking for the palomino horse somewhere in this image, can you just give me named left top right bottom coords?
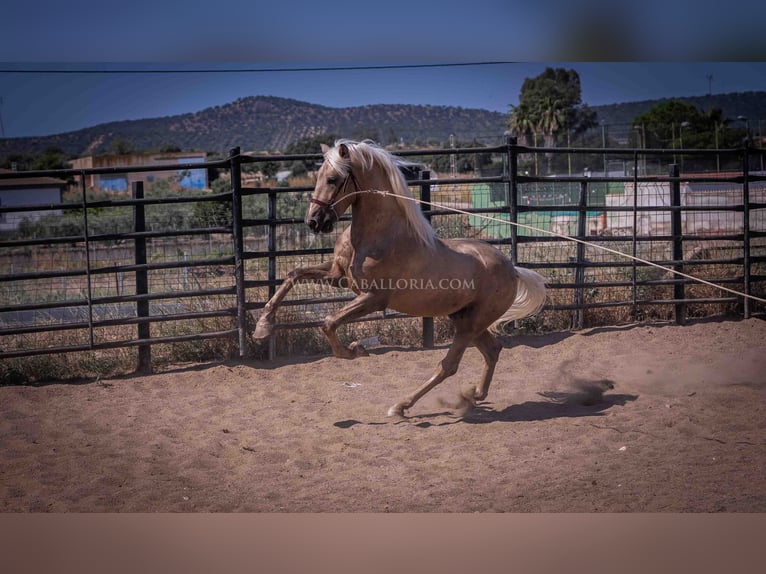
left=254, top=139, right=546, bottom=417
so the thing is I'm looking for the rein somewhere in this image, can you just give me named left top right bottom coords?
left=333, top=188, right=766, bottom=306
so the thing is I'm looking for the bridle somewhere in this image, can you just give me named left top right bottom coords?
left=309, top=169, right=360, bottom=221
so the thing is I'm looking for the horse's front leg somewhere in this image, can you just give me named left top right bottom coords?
left=253, top=261, right=340, bottom=341
left=321, top=291, right=387, bottom=359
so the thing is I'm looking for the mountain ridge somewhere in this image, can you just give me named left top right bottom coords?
left=2, top=91, right=764, bottom=160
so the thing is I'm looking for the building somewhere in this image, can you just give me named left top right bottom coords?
left=0, top=169, right=67, bottom=233
left=69, top=151, right=209, bottom=193
left=606, top=173, right=766, bottom=236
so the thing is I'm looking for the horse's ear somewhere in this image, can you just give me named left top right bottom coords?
left=320, top=143, right=330, bottom=155
left=338, top=143, right=349, bottom=158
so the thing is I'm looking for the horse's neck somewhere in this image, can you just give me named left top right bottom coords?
left=351, top=173, right=414, bottom=248
left=350, top=193, right=403, bottom=244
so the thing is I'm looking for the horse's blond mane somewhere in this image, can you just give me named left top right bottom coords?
left=327, top=139, right=436, bottom=247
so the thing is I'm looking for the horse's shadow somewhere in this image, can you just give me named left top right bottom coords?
left=459, top=392, right=638, bottom=425
left=334, top=392, right=638, bottom=429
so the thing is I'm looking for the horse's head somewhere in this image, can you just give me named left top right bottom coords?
left=305, top=142, right=357, bottom=233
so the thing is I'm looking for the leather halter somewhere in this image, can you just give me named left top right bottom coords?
left=309, top=170, right=359, bottom=219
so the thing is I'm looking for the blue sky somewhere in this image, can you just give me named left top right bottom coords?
left=1, top=62, right=765, bottom=138
left=1, top=1, right=765, bottom=138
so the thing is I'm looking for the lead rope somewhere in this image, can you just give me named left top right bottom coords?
left=333, top=188, right=766, bottom=305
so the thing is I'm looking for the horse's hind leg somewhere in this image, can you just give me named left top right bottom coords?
left=387, top=331, right=472, bottom=417
left=470, top=330, right=503, bottom=402
left=253, top=261, right=338, bottom=341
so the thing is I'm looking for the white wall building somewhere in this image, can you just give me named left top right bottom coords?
left=605, top=174, right=766, bottom=236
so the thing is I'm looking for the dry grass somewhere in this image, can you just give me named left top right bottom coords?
left=2, top=231, right=762, bottom=383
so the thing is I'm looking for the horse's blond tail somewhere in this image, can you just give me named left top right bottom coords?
left=490, top=266, right=547, bottom=333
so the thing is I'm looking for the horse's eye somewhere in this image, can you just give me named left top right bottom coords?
left=327, top=176, right=338, bottom=186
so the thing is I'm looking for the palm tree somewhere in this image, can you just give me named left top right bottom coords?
left=509, top=97, right=569, bottom=174
left=508, top=102, right=537, bottom=146
left=535, top=96, right=566, bottom=174
left=535, top=96, right=565, bottom=147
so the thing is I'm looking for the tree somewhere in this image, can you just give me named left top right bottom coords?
left=284, top=134, right=338, bottom=174
left=2, top=148, right=71, bottom=172
left=110, top=139, right=136, bottom=155
left=508, top=101, right=537, bottom=147
left=632, top=100, right=747, bottom=151
left=192, top=198, right=232, bottom=228
left=536, top=95, right=566, bottom=148
left=427, top=138, right=492, bottom=174
left=31, top=147, right=71, bottom=171
left=508, top=67, right=597, bottom=173
left=241, top=158, right=280, bottom=180
left=632, top=100, right=700, bottom=149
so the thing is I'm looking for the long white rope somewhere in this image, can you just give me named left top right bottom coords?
left=334, top=189, right=766, bottom=305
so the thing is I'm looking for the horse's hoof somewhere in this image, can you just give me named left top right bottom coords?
left=253, top=318, right=274, bottom=341
left=349, top=342, right=369, bottom=358
left=454, top=386, right=477, bottom=415
left=387, top=403, right=406, bottom=417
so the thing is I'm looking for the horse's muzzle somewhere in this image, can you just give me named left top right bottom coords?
left=306, top=207, right=336, bottom=234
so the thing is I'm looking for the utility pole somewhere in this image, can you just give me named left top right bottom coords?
left=449, top=133, right=456, bottom=178
left=0, top=97, right=5, bottom=137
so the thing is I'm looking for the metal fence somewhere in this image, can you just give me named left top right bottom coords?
left=1, top=140, right=764, bottom=370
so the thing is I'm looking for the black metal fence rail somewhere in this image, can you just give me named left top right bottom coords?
left=1, top=141, right=764, bottom=368
left=0, top=155, right=240, bottom=367
left=513, top=143, right=765, bottom=329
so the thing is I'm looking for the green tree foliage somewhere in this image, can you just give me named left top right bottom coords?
left=2, top=147, right=72, bottom=172
left=289, top=160, right=308, bottom=178
left=240, top=156, right=280, bottom=180
left=287, top=134, right=337, bottom=161
left=110, top=139, right=136, bottom=155
left=508, top=68, right=597, bottom=173
left=260, top=160, right=281, bottom=179
left=32, top=146, right=71, bottom=171
left=427, top=138, right=494, bottom=174
left=284, top=134, right=338, bottom=174
left=632, top=100, right=747, bottom=150
left=1, top=152, right=33, bottom=171
left=191, top=199, right=232, bottom=229
left=508, top=67, right=597, bottom=147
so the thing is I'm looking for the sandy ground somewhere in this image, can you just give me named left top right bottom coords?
left=1, top=317, right=764, bottom=512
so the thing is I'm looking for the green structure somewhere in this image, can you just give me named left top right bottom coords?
left=470, top=181, right=615, bottom=239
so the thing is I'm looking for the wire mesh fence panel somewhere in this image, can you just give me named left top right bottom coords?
left=1, top=142, right=764, bottom=374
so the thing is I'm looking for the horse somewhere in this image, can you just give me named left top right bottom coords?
left=254, top=139, right=547, bottom=417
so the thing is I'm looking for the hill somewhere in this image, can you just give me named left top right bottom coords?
left=592, top=91, right=766, bottom=129
left=1, top=92, right=764, bottom=161
left=0, top=96, right=508, bottom=159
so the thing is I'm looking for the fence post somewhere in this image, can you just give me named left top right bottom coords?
left=742, top=140, right=751, bottom=319
left=80, top=174, right=95, bottom=350
left=573, top=180, right=588, bottom=329
left=229, top=147, right=249, bottom=358
left=267, top=188, right=278, bottom=360
left=506, top=135, right=519, bottom=266
left=670, top=163, right=685, bottom=325
left=420, top=170, right=434, bottom=349
left=132, top=181, right=151, bottom=373
left=631, top=150, right=639, bottom=321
